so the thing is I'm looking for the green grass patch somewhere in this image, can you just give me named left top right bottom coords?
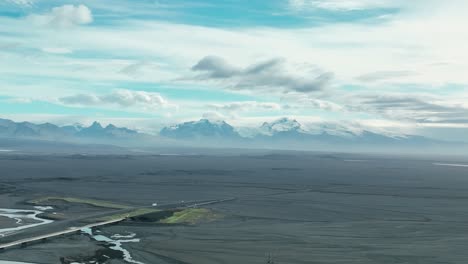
left=37, top=212, right=67, bottom=221
left=29, top=196, right=131, bottom=209
left=96, top=208, right=161, bottom=222
left=159, top=208, right=222, bottom=224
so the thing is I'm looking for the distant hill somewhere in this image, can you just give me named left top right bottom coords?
left=0, top=118, right=139, bottom=141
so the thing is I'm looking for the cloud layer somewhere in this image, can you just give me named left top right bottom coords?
left=2, top=1, right=468, bottom=141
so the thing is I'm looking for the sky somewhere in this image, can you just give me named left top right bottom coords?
left=1, top=0, right=468, bottom=140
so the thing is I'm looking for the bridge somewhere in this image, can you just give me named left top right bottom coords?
left=0, top=217, right=126, bottom=250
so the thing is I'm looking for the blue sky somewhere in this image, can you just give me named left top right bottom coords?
left=1, top=0, right=468, bottom=140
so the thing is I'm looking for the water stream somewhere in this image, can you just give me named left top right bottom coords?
left=0, top=208, right=53, bottom=238
left=81, top=227, right=145, bottom=264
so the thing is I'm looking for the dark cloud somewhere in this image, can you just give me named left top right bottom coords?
left=360, top=96, right=442, bottom=111
left=191, top=56, right=333, bottom=93
left=191, top=56, right=239, bottom=78
left=354, top=95, right=468, bottom=124
left=244, top=58, right=283, bottom=75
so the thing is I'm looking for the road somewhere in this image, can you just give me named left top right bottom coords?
left=0, top=198, right=235, bottom=251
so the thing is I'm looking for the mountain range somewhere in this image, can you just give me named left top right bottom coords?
left=160, top=117, right=440, bottom=148
left=0, top=118, right=138, bottom=140
left=0, top=117, right=460, bottom=153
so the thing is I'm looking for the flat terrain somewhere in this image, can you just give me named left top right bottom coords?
left=1, top=152, right=468, bottom=263
left=0, top=216, right=17, bottom=229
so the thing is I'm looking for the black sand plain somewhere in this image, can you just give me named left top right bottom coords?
left=1, top=152, right=468, bottom=263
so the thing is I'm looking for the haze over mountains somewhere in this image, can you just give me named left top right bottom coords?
left=0, top=118, right=137, bottom=140
left=0, top=117, right=463, bottom=154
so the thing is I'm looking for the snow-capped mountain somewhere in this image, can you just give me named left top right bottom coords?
left=254, top=117, right=409, bottom=143
left=258, top=118, right=445, bottom=150
left=158, top=117, right=423, bottom=147
left=305, top=122, right=363, bottom=138
left=160, top=119, right=241, bottom=139
left=259, top=118, right=305, bottom=136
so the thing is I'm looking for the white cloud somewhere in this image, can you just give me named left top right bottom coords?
left=356, top=71, right=417, bottom=82
left=202, top=112, right=226, bottom=121
left=103, top=90, right=169, bottom=108
left=28, top=4, right=93, bottom=28
left=288, top=0, right=395, bottom=11
left=303, top=98, right=343, bottom=112
left=208, top=101, right=282, bottom=113
left=282, top=94, right=344, bottom=112
left=7, top=0, right=34, bottom=7
left=2, top=97, right=33, bottom=104
left=58, top=90, right=176, bottom=110
left=119, top=61, right=160, bottom=78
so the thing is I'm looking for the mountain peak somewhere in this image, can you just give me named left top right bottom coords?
left=160, top=119, right=240, bottom=139
left=196, top=118, right=229, bottom=126
left=75, top=121, right=137, bottom=138
left=90, top=121, right=103, bottom=129
left=105, top=124, right=117, bottom=130
left=260, top=117, right=303, bottom=135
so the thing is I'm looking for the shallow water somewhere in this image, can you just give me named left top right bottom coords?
left=81, top=227, right=144, bottom=264
left=0, top=261, right=37, bottom=264
left=33, top=206, right=53, bottom=211
left=433, top=162, right=468, bottom=168
left=0, top=208, right=53, bottom=237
